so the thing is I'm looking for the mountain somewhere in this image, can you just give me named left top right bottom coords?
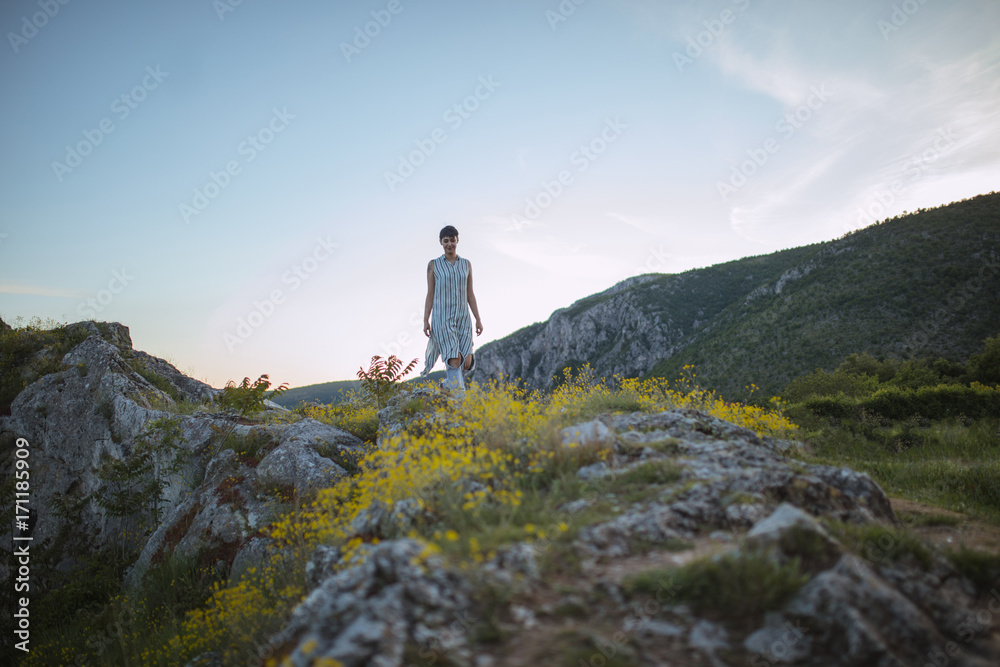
left=475, top=192, right=1000, bottom=398
left=273, top=372, right=449, bottom=408
left=272, top=379, right=360, bottom=408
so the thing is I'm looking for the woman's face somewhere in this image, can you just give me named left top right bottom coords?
left=440, top=235, right=458, bottom=253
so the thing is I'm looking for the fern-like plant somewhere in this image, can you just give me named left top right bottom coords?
left=94, top=416, right=188, bottom=559
left=214, top=374, right=289, bottom=417
left=357, top=355, right=418, bottom=410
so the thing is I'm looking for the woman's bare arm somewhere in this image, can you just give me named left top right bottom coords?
left=467, top=262, right=483, bottom=335
left=424, top=260, right=435, bottom=337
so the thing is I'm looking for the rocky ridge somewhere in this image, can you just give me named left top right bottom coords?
left=257, top=393, right=1000, bottom=667
left=2, top=321, right=999, bottom=666
left=0, top=321, right=365, bottom=586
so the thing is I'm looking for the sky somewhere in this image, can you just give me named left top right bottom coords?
left=1, top=0, right=998, bottom=389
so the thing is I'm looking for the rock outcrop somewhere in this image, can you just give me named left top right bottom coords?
left=0, top=321, right=366, bottom=586
left=5, top=321, right=999, bottom=667
left=263, top=397, right=1000, bottom=667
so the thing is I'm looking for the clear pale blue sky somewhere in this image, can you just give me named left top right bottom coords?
left=2, top=0, right=998, bottom=388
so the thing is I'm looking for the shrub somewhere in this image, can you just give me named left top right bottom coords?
left=967, top=335, right=1000, bottom=385
left=356, top=355, right=418, bottom=410
left=784, top=367, right=879, bottom=402
left=213, top=374, right=288, bottom=417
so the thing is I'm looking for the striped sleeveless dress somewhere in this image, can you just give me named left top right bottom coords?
left=421, top=254, right=473, bottom=375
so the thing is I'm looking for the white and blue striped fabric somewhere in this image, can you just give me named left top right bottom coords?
left=421, top=254, right=474, bottom=376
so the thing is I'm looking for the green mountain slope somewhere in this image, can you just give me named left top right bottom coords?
left=475, top=192, right=1000, bottom=399
left=271, top=379, right=359, bottom=407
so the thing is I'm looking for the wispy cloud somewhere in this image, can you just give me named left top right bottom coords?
left=696, top=1, right=1000, bottom=244
left=0, top=283, right=90, bottom=298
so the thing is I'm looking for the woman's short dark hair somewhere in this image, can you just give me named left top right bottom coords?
left=439, top=225, right=459, bottom=240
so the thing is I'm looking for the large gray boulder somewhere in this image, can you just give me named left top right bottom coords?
left=272, top=539, right=474, bottom=667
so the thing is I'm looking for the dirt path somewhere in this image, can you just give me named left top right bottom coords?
left=891, top=497, right=1000, bottom=553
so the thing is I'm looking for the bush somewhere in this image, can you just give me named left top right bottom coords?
left=0, top=318, right=89, bottom=408
left=784, top=367, right=878, bottom=402
left=356, top=355, right=418, bottom=410
left=213, top=374, right=288, bottom=417
left=967, top=335, right=1000, bottom=385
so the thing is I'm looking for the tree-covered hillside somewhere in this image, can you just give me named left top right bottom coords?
left=475, top=192, right=1000, bottom=399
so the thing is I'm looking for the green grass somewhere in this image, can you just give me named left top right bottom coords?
left=824, top=521, right=933, bottom=570
left=617, top=460, right=684, bottom=486
left=796, top=415, right=1000, bottom=523
left=946, top=546, right=1000, bottom=590
left=625, top=549, right=809, bottom=627
left=127, top=358, right=184, bottom=403
left=595, top=460, right=686, bottom=503
left=865, top=460, right=1000, bottom=520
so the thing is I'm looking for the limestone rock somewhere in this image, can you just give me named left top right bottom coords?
left=561, top=419, right=613, bottom=447
left=745, top=502, right=836, bottom=550
left=255, top=419, right=353, bottom=494
left=573, top=409, right=896, bottom=558
left=273, top=539, right=474, bottom=667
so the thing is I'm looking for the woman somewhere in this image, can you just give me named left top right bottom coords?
left=421, top=225, right=484, bottom=392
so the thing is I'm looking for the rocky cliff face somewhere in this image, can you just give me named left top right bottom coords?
left=0, top=321, right=365, bottom=584
left=474, top=273, right=699, bottom=390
